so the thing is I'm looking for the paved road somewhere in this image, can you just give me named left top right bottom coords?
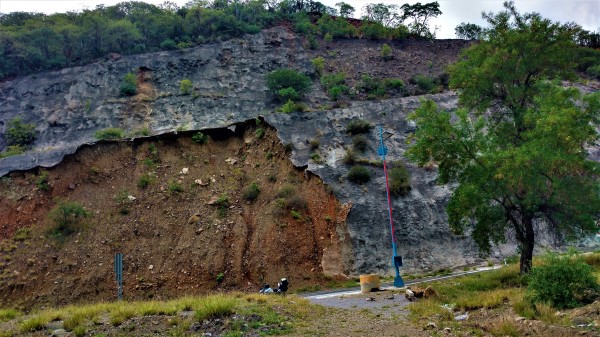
left=301, top=265, right=501, bottom=300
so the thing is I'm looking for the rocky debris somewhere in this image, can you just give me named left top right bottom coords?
left=405, top=286, right=438, bottom=300
left=180, top=168, right=189, bottom=175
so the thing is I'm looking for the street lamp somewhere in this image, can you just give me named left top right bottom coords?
left=377, top=126, right=404, bottom=287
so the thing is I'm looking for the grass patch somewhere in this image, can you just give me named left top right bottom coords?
left=0, top=308, right=20, bottom=321
left=195, top=294, right=237, bottom=321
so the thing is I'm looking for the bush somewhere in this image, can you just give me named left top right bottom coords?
left=243, top=182, right=260, bottom=201
left=5, top=117, right=36, bottom=147
left=388, top=162, right=411, bottom=197
left=343, top=149, right=356, bottom=164
left=168, top=179, right=184, bottom=193
left=95, top=128, right=125, bottom=140
left=192, top=132, right=209, bottom=144
left=380, top=43, right=392, bottom=60
left=137, top=173, right=154, bottom=189
left=180, top=79, right=193, bottom=95
left=266, top=68, right=311, bottom=101
left=215, top=195, right=230, bottom=217
left=352, top=135, right=368, bottom=153
left=346, top=119, right=373, bottom=135
left=357, top=75, right=386, bottom=98
left=312, top=57, right=325, bottom=75
left=0, top=145, right=25, bottom=158
left=160, top=38, right=177, bottom=50
left=527, top=253, right=599, bottom=309
left=411, top=74, right=435, bottom=93
left=120, top=72, right=137, bottom=96
left=586, top=64, right=600, bottom=79
left=277, top=87, right=299, bottom=101
left=48, top=201, right=89, bottom=239
left=36, top=171, right=50, bottom=191
left=347, top=165, right=371, bottom=184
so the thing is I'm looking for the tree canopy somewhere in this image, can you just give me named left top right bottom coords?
left=406, top=1, right=600, bottom=274
left=0, top=0, right=444, bottom=80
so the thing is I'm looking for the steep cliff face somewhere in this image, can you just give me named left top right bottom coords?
left=0, top=27, right=319, bottom=176
left=1, top=27, right=598, bottom=307
left=0, top=123, right=353, bottom=308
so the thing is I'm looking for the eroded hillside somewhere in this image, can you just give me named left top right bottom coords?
left=0, top=122, right=352, bottom=308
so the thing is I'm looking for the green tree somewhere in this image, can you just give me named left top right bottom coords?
left=454, top=22, right=483, bottom=40
left=362, top=3, right=400, bottom=27
left=400, top=1, right=442, bottom=38
left=335, top=2, right=355, bottom=18
left=406, top=2, right=600, bottom=275
left=5, top=117, right=36, bottom=147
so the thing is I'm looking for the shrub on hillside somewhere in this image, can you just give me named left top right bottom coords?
left=5, top=117, right=36, bottom=147
left=346, top=119, right=373, bottom=135
left=380, top=43, right=392, bottom=60
left=243, top=182, right=260, bottom=201
left=527, top=253, right=599, bottom=309
left=192, top=132, right=209, bottom=144
left=94, top=128, right=125, bottom=140
left=266, top=68, right=311, bottom=101
left=180, top=79, right=193, bottom=95
left=388, top=162, right=411, bottom=197
left=347, top=165, right=371, bottom=184
left=48, top=201, right=90, bottom=239
left=352, top=135, right=368, bottom=153
left=411, top=74, right=435, bottom=93
left=120, top=72, right=138, bottom=96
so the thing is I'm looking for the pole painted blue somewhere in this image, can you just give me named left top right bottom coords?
left=378, top=126, right=404, bottom=287
left=115, top=253, right=123, bottom=300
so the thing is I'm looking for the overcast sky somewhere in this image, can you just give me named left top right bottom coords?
left=0, top=0, right=598, bottom=39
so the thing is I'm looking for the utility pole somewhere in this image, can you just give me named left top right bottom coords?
left=377, top=126, right=404, bottom=287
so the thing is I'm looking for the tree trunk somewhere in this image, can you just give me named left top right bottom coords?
left=519, top=214, right=535, bottom=274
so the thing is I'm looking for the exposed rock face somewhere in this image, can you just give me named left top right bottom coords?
left=264, top=93, right=486, bottom=274
left=0, top=27, right=598, bottom=281
left=0, top=27, right=318, bottom=176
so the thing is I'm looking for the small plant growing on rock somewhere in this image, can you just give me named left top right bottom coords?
left=346, top=119, right=373, bottom=135
left=243, top=182, right=260, bottom=201
left=95, top=128, right=125, bottom=140
left=352, top=135, right=368, bottom=153
left=192, top=132, right=209, bottom=144
left=255, top=128, right=265, bottom=139
left=216, top=273, right=224, bottom=283
left=5, top=117, right=36, bottom=147
left=347, top=165, right=371, bottom=184
left=389, top=161, right=411, bottom=197
left=120, top=72, right=138, bottom=96
left=290, top=210, right=301, bottom=219
left=311, top=56, right=325, bottom=75
left=380, top=43, right=392, bottom=60
left=310, top=152, right=323, bottom=163
left=0, top=145, right=25, bottom=158
left=180, top=79, right=193, bottom=95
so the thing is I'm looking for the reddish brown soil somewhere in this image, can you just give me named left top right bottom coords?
left=0, top=123, right=352, bottom=309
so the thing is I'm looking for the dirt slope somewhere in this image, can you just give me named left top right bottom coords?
left=0, top=122, right=352, bottom=309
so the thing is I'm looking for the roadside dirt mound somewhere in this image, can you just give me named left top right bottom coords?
left=0, top=121, right=352, bottom=309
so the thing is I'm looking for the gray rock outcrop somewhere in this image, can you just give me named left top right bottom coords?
left=1, top=27, right=598, bottom=277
